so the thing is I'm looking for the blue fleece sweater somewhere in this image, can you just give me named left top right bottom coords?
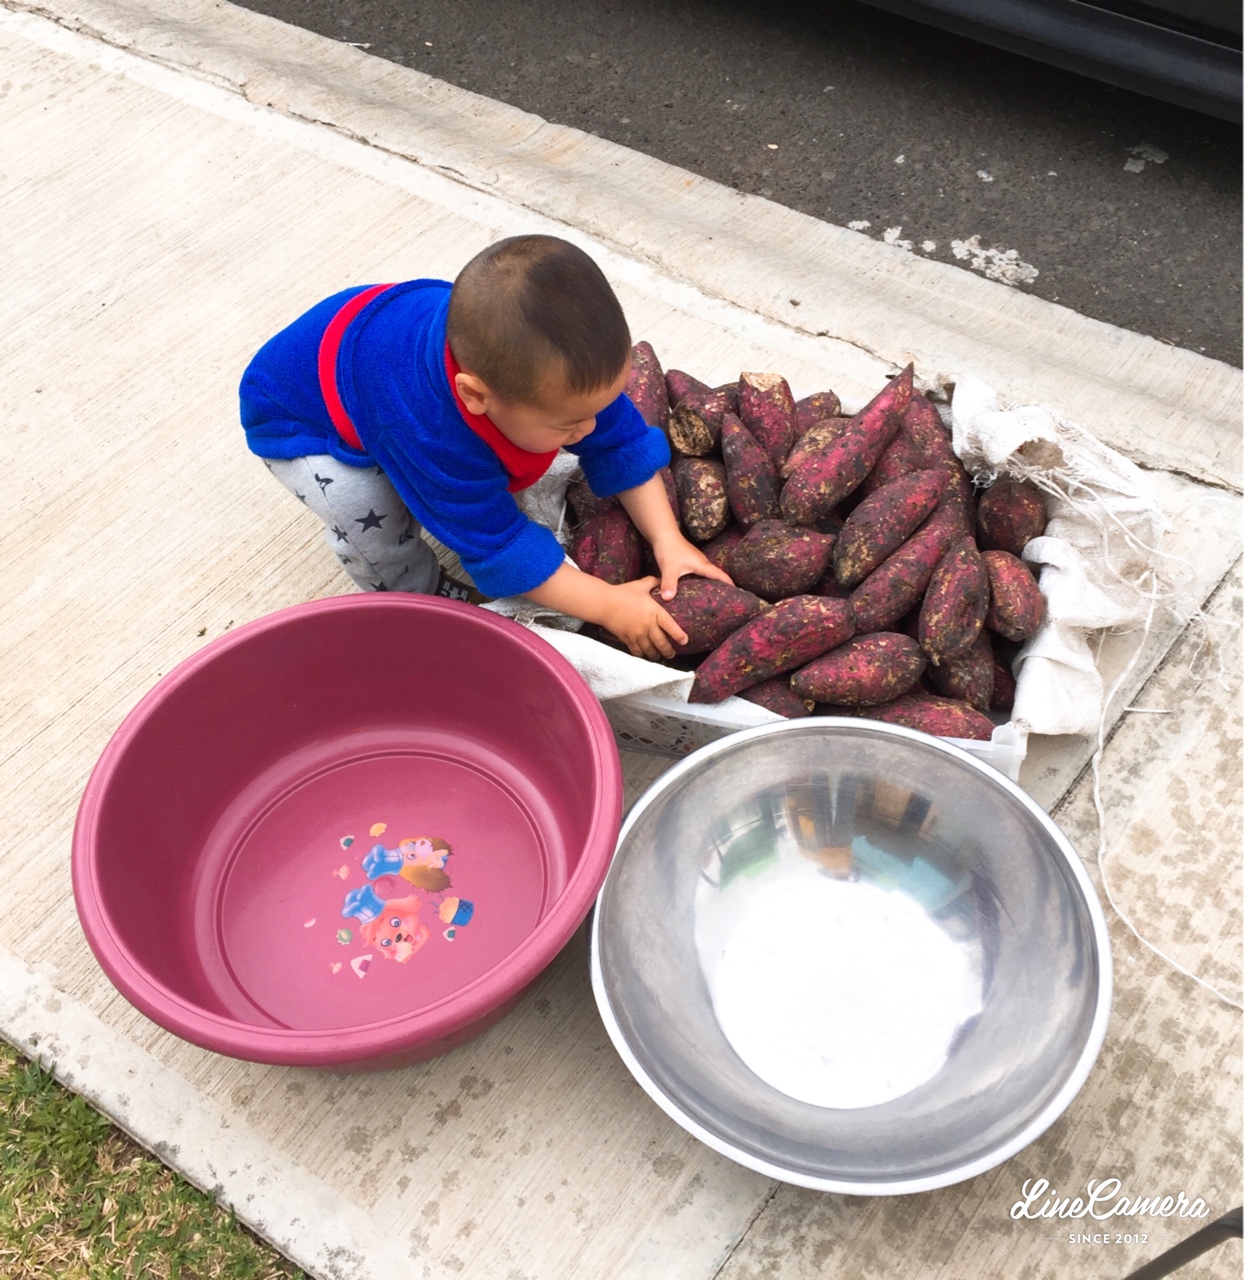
left=239, top=279, right=670, bottom=598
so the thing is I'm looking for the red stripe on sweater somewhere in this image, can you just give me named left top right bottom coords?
left=444, top=345, right=558, bottom=494
left=317, top=284, right=395, bottom=450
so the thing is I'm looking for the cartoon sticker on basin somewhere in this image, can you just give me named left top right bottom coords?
left=340, top=833, right=475, bottom=965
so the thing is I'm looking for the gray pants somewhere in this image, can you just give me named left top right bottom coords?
left=265, top=454, right=442, bottom=594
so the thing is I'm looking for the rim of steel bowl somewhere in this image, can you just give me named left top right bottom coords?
left=590, top=717, right=1112, bottom=1196
left=73, top=594, right=622, bottom=1067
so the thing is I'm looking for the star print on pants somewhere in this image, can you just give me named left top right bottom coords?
left=294, top=490, right=307, bottom=504
left=315, top=473, right=334, bottom=492
left=356, top=509, right=387, bottom=531
left=331, top=525, right=348, bottom=541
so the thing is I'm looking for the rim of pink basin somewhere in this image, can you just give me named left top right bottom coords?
left=72, top=594, right=623, bottom=1067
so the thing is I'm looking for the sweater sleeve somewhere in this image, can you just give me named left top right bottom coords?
left=570, top=393, right=671, bottom=496
left=367, top=428, right=567, bottom=599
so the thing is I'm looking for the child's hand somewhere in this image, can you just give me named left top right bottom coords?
left=598, top=577, right=688, bottom=660
left=649, top=531, right=734, bottom=601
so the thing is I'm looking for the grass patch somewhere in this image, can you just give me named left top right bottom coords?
left=0, top=1042, right=307, bottom=1280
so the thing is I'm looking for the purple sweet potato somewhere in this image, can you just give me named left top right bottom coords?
left=739, top=372, right=799, bottom=467
left=700, top=524, right=745, bottom=572
left=918, top=538, right=989, bottom=664
left=791, top=633, right=925, bottom=706
left=794, top=390, right=842, bottom=439
left=857, top=425, right=923, bottom=498
left=848, top=503, right=963, bottom=634
left=689, top=595, right=855, bottom=703
left=727, top=520, right=837, bottom=600
left=652, top=576, right=770, bottom=655
left=715, top=381, right=742, bottom=416
left=625, top=340, right=670, bottom=431
left=833, top=469, right=949, bottom=589
left=721, top=412, right=781, bottom=528
left=976, top=480, right=1048, bottom=556
left=780, top=364, right=914, bottom=525
left=902, top=394, right=957, bottom=470
left=925, top=628, right=994, bottom=711
left=657, top=465, right=681, bottom=525
left=566, top=477, right=619, bottom=524
left=990, top=636, right=1019, bottom=711
left=739, top=676, right=815, bottom=718
left=665, top=368, right=712, bottom=407
left=570, top=505, right=643, bottom=585
left=941, top=465, right=977, bottom=540
left=862, top=693, right=996, bottom=741
left=673, top=456, right=730, bottom=543
left=809, top=508, right=845, bottom=537
left=812, top=569, right=853, bottom=600
left=783, top=416, right=852, bottom=478
left=983, top=549, right=1046, bottom=641
left=669, top=388, right=731, bottom=457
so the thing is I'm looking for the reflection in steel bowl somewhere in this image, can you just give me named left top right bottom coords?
left=591, top=719, right=1111, bottom=1194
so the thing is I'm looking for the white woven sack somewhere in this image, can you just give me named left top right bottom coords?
left=950, top=376, right=1168, bottom=737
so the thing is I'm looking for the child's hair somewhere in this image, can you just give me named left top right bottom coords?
left=447, top=235, right=631, bottom=405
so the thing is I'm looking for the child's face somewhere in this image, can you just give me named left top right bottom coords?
left=459, top=363, right=631, bottom=454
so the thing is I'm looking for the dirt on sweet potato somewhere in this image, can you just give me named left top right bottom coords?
left=790, top=632, right=925, bottom=706
left=658, top=465, right=681, bottom=525
left=834, top=469, right=948, bottom=589
left=861, top=692, right=996, bottom=740
left=925, top=628, right=994, bottom=711
left=990, top=636, right=1019, bottom=711
left=625, top=340, right=670, bottom=431
left=727, top=520, right=837, bottom=600
left=794, top=390, right=842, bottom=439
left=566, top=477, right=618, bottom=525
left=902, top=394, right=958, bottom=470
left=689, top=595, right=855, bottom=703
left=669, top=388, right=731, bottom=457
left=976, top=480, right=1047, bottom=556
left=665, top=368, right=712, bottom=407
left=983, top=549, right=1046, bottom=641
left=653, top=577, right=770, bottom=655
left=569, top=505, right=643, bottom=585
left=848, top=502, right=963, bottom=634
left=721, top=412, right=781, bottom=528
left=739, top=371, right=799, bottom=467
left=779, top=365, right=914, bottom=526
left=739, top=676, right=815, bottom=718
left=673, top=456, right=730, bottom=543
left=918, top=538, right=989, bottom=664
left=700, top=524, right=745, bottom=572
left=857, top=425, right=924, bottom=498
left=715, top=381, right=742, bottom=416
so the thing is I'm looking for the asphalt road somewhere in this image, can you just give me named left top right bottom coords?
left=236, top=0, right=1242, bottom=366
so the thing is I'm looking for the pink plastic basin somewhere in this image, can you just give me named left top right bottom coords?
left=72, top=595, right=622, bottom=1069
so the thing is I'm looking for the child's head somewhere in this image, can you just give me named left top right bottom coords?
left=447, top=235, right=632, bottom=452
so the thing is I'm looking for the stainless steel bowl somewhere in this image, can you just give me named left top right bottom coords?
left=590, top=719, right=1111, bottom=1194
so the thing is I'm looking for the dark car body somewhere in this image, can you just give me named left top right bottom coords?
left=853, top=0, right=1242, bottom=120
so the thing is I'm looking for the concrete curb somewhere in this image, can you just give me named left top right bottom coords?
left=8, top=0, right=1240, bottom=491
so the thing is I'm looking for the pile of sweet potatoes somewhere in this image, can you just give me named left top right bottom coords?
left=569, top=341, right=1049, bottom=742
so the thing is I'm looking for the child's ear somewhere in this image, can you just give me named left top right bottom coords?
left=455, top=370, right=492, bottom=416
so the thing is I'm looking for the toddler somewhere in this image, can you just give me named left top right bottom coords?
left=240, top=234, right=729, bottom=658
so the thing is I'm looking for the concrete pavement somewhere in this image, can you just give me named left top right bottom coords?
left=1, top=2, right=1240, bottom=1278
